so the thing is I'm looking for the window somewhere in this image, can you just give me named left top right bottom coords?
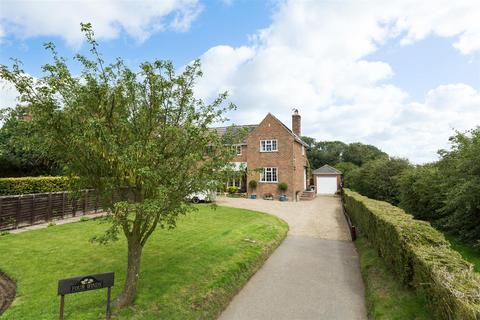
left=260, top=139, right=278, bottom=152
left=260, top=167, right=278, bottom=182
left=302, top=145, right=305, bottom=156
left=232, top=145, right=242, bottom=155
left=227, top=178, right=242, bottom=188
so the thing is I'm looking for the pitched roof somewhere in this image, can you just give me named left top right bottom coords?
left=313, top=164, right=342, bottom=175
left=266, top=113, right=309, bottom=147
left=213, top=124, right=258, bottom=144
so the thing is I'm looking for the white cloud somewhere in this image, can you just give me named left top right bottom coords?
left=196, top=0, right=480, bottom=163
left=0, top=79, right=19, bottom=110
left=0, top=0, right=202, bottom=46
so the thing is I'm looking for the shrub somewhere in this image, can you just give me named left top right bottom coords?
left=0, top=176, right=70, bottom=196
left=278, top=182, right=288, bottom=192
left=343, top=189, right=480, bottom=320
left=227, top=186, right=238, bottom=194
left=248, top=180, right=257, bottom=189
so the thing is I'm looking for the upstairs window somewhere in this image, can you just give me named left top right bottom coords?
left=260, top=167, right=278, bottom=182
left=302, top=145, right=305, bottom=156
left=260, top=139, right=278, bottom=152
left=232, top=145, right=242, bottom=155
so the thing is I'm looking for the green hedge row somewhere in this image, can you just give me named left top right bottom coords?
left=343, top=189, right=480, bottom=320
left=0, top=176, right=71, bottom=196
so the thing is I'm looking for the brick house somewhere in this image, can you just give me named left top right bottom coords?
left=215, top=110, right=310, bottom=201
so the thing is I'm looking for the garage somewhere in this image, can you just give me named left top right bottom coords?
left=313, top=165, right=342, bottom=195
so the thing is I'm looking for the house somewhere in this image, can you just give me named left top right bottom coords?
left=215, top=110, right=311, bottom=201
left=312, top=164, right=342, bottom=194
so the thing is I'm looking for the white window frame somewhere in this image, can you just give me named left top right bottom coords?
left=234, top=145, right=242, bottom=156
left=260, top=139, right=278, bottom=152
left=260, top=167, right=278, bottom=183
left=227, top=178, right=242, bottom=189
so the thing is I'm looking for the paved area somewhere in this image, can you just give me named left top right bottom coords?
left=217, top=196, right=366, bottom=320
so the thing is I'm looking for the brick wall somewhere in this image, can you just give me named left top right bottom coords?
left=245, top=114, right=307, bottom=200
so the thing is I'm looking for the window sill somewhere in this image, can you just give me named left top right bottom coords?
left=259, top=150, right=279, bottom=153
left=259, top=181, right=278, bottom=184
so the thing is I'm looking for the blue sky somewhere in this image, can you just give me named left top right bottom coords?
left=1, top=0, right=479, bottom=163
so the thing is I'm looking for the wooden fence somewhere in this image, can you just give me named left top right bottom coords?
left=0, top=190, right=125, bottom=231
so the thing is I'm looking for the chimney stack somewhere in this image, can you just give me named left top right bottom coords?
left=292, top=108, right=301, bottom=136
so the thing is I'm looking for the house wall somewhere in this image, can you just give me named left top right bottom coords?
left=245, top=114, right=307, bottom=200
left=231, top=145, right=248, bottom=163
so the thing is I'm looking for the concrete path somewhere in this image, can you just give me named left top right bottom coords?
left=217, top=196, right=367, bottom=320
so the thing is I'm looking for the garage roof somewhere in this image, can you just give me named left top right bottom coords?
left=313, top=164, right=342, bottom=175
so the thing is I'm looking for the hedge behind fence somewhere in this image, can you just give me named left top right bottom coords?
left=343, top=189, right=480, bottom=320
left=0, top=177, right=70, bottom=196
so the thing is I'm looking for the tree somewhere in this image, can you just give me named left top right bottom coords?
left=397, top=164, right=445, bottom=221
left=354, top=157, right=411, bottom=205
left=0, top=105, right=60, bottom=177
left=334, top=162, right=359, bottom=188
left=302, top=137, right=346, bottom=169
left=0, top=24, right=242, bottom=306
left=436, top=128, right=480, bottom=243
left=342, top=142, right=387, bottom=166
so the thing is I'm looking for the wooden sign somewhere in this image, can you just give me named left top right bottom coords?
left=57, top=272, right=114, bottom=320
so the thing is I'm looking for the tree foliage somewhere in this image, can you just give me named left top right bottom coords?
left=351, top=157, right=411, bottom=205
left=0, top=105, right=60, bottom=177
left=0, top=23, right=242, bottom=306
left=342, top=142, right=387, bottom=166
left=397, top=164, right=444, bottom=221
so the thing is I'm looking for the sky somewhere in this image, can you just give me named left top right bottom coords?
left=0, top=0, right=479, bottom=164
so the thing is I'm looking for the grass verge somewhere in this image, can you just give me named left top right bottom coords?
left=355, top=236, right=431, bottom=320
left=0, top=205, right=288, bottom=319
left=446, top=236, right=480, bottom=273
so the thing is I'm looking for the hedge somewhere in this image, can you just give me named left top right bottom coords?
left=343, top=189, right=480, bottom=320
left=0, top=177, right=71, bottom=196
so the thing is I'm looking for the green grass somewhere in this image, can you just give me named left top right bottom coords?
left=355, top=237, right=431, bottom=320
left=446, top=236, right=480, bottom=273
left=0, top=205, right=288, bottom=319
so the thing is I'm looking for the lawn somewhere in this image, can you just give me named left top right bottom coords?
left=0, top=205, right=288, bottom=319
left=355, top=237, right=431, bottom=320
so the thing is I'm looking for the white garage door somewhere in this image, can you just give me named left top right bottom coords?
left=316, top=176, right=338, bottom=194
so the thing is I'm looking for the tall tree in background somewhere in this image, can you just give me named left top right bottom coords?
left=0, top=23, right=241, bottom=306
left=0, top=105, right=60, bottom=177
left=342, top=142, right=387, bottom=166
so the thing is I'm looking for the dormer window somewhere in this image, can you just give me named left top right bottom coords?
left=260, top=139, right=278, bottom=152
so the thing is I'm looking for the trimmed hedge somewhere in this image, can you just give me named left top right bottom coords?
left=0, top=177, right=70, bottom=196
left=344, top=189, right=480, bottom=320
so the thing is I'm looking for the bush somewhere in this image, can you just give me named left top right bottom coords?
left=0, top=176, right=70, bottom=196
left=227, top=186, right=238, bottom=194
left=344, top=189, right=480, bottom=319
left=278, top=182, right=288, bottom=192
left=248, top=180, right=257, bottom=189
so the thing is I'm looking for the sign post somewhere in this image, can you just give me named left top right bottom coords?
left=58, top=272, right=114, bottom=320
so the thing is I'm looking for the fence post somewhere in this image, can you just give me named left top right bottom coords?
left=47, top=193, right=52, bottom=222
left=30, top=194, right=35, bottom=225
left=15, top=195, right=21, bottom=228
left=83, top=190, right=88, bottom=214
left=62, top=192, right=65, bottom=219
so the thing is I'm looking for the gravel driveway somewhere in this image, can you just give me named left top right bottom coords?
left=217, top=196, right=367, bottom=320
left=217, top=195, right=351, bottom=240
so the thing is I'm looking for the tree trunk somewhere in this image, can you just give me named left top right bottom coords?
left=114, top=238, right=143, bottom=307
